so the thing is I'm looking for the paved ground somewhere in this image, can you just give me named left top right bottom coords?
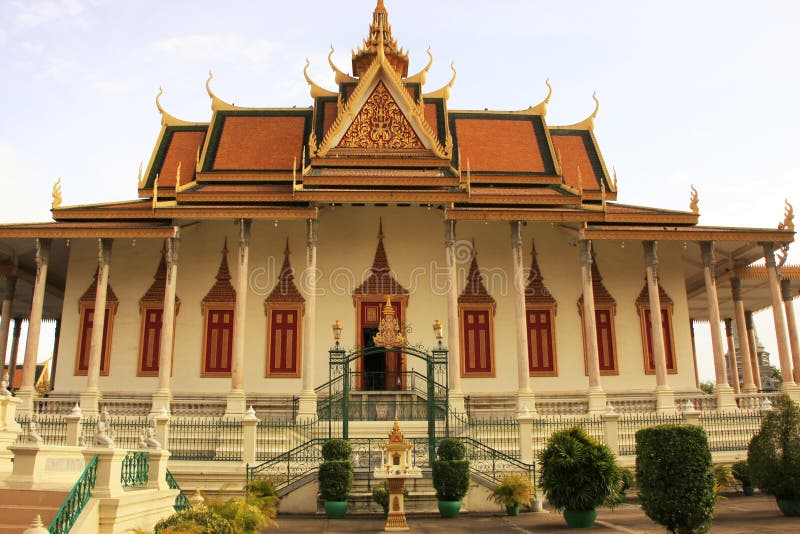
left=271, top=494, right=798, bottom=533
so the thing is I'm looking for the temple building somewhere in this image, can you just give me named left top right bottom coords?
left=1, top=0, right=799, bottom=422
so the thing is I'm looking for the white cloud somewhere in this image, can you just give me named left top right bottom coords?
left=149, top=34, right=275, bottom=65
left=11, top=0, right=88, bottom=29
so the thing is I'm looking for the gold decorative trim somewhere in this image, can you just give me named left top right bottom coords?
left=779, top=199, right=795, bottom=232
left=690, top=185, right=699, bottom=215
left=206, top=71, right=237, bottom=111
left=51, top=178, right=62, bottom=210
left=156, top=87, right=200, bottom=127
left=304, top=59, right=338, bottom=98
left=511, top=79, right=552, bottom=116
left=52, top=207, right=318, bottom=221
left=404, top=47, right=433, bottom=85
left=328, top=46, right=358, bottom=84
left=581, top=227, right=794, bottom=243
left=422, top=62, right=457, bottom=101
left=0, top=226, right=176, bottom=239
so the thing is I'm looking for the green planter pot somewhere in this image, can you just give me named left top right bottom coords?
left=743, top=485, right=756, bottom=496
left=563, top=509, right=598, bottom=528
left=506, top=504, right=521, bottom=516
left=776, top=498, right=800, bottom=517
left=324, top=500, right=348, bottom=519
left=437, top=500, right=462, bottom=518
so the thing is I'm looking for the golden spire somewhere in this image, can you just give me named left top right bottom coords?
left=689, top=185, right=699, bottom=214
left=51, top=178, right=62, bottom=210
left=779, top=199, right=795, bottom=232
left=352, top=0, right=409, bottom=77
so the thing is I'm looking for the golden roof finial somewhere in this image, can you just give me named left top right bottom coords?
left=406, top=47, right=434, bottom=84
left=51, top=178, right=62, bottom=210
left=779, top=199, right=795, bottom=232
left=328, top=46, right=357, bottom=84
left=601, top=180, right=607, bottom=210
left=152, top=174, right=159, bottom=210
left=561, top=91, right=600, bottom=130
left=612, top=166, right=618, bottom=190
left=304, top=59, right=337, bottom=98
left=527, top=78, right=553, bottom=116
left=155, top=86, right=193, bottom=127
left=205, top=71, right=238, bottom=111
left=422, top=62, right=457, bottom=100
left=689, top=185, right=699, bottom=214
left=175, top=161, right=182, bottom=190
left=137, top=162, right=144, bottom=189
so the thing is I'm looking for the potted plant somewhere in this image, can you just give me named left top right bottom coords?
left=618, top=468, right=635, bottom=503
left=748, top=395, right=800, bottom=516
left=432, top=438, right=470, bottom=518
left=490, top=474, right=534, bottom=516
left=318, top=439, right=353, bottom=519
left=731, top=460, right=755, bottom=496
left=372, top=481, right=409, bottom=517
left=539, top=426, right=621, bottom=528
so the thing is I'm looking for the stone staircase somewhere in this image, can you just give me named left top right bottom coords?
left=0, top=489, right=68, bottom=534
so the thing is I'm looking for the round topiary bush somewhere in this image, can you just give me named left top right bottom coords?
left=636, top=424, right=716, bottom=534
left=436, top=438, right=467, bottom=461
left=538, top=426, right=621, bottom=514
left=322, top=438, right=352, bottom=461
left=319, top=460, right=354, bottom=501
left=154, top=508, right=234, bottom=534
left=748, top=394, right=800, bottom=511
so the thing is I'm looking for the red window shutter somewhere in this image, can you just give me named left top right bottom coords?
left=527, top=309, right=556, bottom=374
left=205, top=309, right=234, bottom=373
left=644, top=308, right=676, bottom=373
left=77, top=307, right=112, bottom=375
left=140, top=308, right=163, bottom=374
left=269, top=309, right=299, bottom=374
left=595, top=309, right=616, bottom=373
left=463, top=309, right=492, bottom=374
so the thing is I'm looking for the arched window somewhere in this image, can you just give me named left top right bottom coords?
left=201, top=241, right=236, bottom=376
left=525, top=240, right=557, bottom=376
left=577, top=253, right=618, bottom=375
left=265, top=241, right=304, bottom=377
left=75, top=272, right=118, bottom=376
left=636, top=281, right=677, bottom=374
left=458, top=245, right=496, bottom=377
left=138, top=246, right=180, bottom=376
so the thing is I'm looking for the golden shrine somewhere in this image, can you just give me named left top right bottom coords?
left=374, top=418, right=422, bottom=531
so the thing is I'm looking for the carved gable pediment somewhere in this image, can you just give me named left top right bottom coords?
left=338, top=81, right=424, bottom=150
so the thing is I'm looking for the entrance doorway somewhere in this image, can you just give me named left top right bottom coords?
left=357, top=298, right=405, bottom=391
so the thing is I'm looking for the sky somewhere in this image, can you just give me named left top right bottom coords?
left=0, top=0, right=798, bottom=384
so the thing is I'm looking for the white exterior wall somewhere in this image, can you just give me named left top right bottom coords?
left=53, top=206, right=698, bottom=397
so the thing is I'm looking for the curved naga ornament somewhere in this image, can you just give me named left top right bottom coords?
left=778, top=199, right=795, bottom=232
left=304, top=59, right=338, bottom=98
left=52, top=178, right=62, bottom=210
left=689, top=185, right=700, bottom=215
left=328, top=46, right=358, bottom=84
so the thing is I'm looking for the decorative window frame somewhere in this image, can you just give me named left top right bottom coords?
left=74, top=301, right=118, bottom=376
left=636, top=287, right=677, bottom=375
left=201, top=302, right=235, bottom=377
left=458, top=302, right=496, bottom=378
left=137, top=302, right=180, bottom=377
left=264, top=302, right=304, bottom=378
left=526, top=304, right=558, bottom=377
left=578, top=302, right=619, bottom=376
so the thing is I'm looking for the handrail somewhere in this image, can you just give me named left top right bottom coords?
left=247, top=438, right=326, bottom=489
left=458, top=436, right=536, bottom=486
left=120, top=451, right=149, bottom=488
left=166, top=469, right=191, bottom=512
left=49, top=455, right=98, bottom=534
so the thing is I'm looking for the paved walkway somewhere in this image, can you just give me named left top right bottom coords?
left=271, top=494, right=798, bottom=532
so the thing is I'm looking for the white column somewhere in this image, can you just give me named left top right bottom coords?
left=699, top=242, right=735, bottom=410
left=80, top=238, right=113, bottom=416
left=643, top=241, right=675, bottom=412
left=298, top=219, right=319, bottom=420
left=762, top=243, right=798, bottom=399
left=227, top=219, right=251, bottom=417
left=444, top=220, right=464, bottom=412
left=510, top=222, right=535, bottom=413
left=781, top=279, right=800, bottom=385
left=745, top=310, right=762, bottom=391
left=16, top=239, right=51, bottom=415
left=580, top=240, right=605, bottom=413
left=731, top=278, right=756, bottom=393
left=0, top=275, right=17, bottom=365
left=152, top=232, right=180, bottom=415
left=724, top=318, right=741, bottom=394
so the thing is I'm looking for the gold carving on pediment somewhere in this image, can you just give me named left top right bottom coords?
left=338, top=82, right=424, bottom=150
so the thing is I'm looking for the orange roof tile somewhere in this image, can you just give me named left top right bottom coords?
left=323, top=101, right=338, bottom=138
left=424, top=103, right=438, bottom=139
left=158, top=130, right=206, bottom=188
left=550, top=132, right=602, bottom=192
left=213, top=116, right=306, bottom=171
left=454, top=118, right=546, bottom=173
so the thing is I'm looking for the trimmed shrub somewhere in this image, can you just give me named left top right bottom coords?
left=731, top=460, right=751, bottom=487
left=620, top=467, right=636, bottom=492
left=538, top=426, right=621, bottom=512
left=154, top=508, right=234, bottom=534
left=436, top=438, right=466, bottom=461
left=432, top=459, right=470, bottom=501
left=322, top=439, right=352, bottom=461
left=319, top=460, right=354, bottom=501
left=636, top=424, right=715, bottom=534
left=372, top=480, right=408, bottom=508
left=748, top=394, right=800, bottom=500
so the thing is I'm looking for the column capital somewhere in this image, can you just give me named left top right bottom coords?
left=745, top=309, right=755, bottom=329
left=700, top=241, right=714, bottom=268
left=579, top=239, right=592, bottom=267
left=509, top=221, right=523, bottom=249
left=761, top=242, right=777, bottom=268
left=642, top=240, right=658, bottom=271
left=238, top=218, right=252, bottom=246
left=97, top=238, right=113, bottom=266
left=443, top=219, right=456, bottom=248
left=34, top=239, right=52, bottom=269
left=731, top=277, right=743, bottom=301
left=780, top=278, right=793, bottom=302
